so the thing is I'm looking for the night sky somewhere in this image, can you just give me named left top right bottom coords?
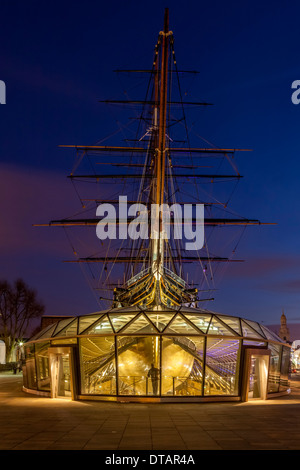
left=1, top=0, right=300, bottom=339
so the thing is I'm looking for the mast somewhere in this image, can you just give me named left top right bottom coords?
left=152, top=8, right=171, bottom=292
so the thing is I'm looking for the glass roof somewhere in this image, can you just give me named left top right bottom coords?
left=146, top=313, right=173, bottom=331
left=165, top=314, right=200, bottom=334
left=121, top=314, right=157, bottom=334
left=184, top=314, right=212, bottom=333
left=260, top=325, right=282, bottom=342
left=27, top=306, right=287, bottom=345
left=78, top=314, right=102, bottom=334
left=207, top=317, right=235, bottom=336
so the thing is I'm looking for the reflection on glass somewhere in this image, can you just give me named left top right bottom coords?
left=146, top=313, right=174, bottom=331
left=35, top=342, right=50, bottom=391
left=24, top=343, right=37, bottom=389
left=53, top=318, right=74, bottom=336
left=261, top=326, right=282, bottom=342
left=165, top=315, right=199, bottom=334
left=56, top=354, right=71, bottom=398
left=184, top=314, right=211, bottom=333
left=36, top=323, right=57, bottom=340
left=86, top=316, right=113, bottom=334
left=78, top=314, right=102, bottom=334
left=268, top=343, right=281, bottom=393
left=121, top=315, right=157, bottom=334
left=248, top=355, right=268, bottom=399
left=205, top=338, right=240, bottom=396
left=117, top=336, right=160, bottom=395
left=207, top=317, right=233, bottom=336
left=243, top=340, right=267, bottom=347
left=243, top=320, right=265, bottom=338
left=216, top=315, right=241, bottom=335
left=241, top=321, right=263, bottom=340
left=280, top=346, right=290, bottom=392
left=109, top=314, right=136, bottom=332
left=51, top=338, right=77, bottom=345
left=79, top=337, right=116, bottom=394
left=249, top=357, right=257, bottom=398
left=162, top=336, right=204, bottom=396
left=55, top=319, right=78, bottom=337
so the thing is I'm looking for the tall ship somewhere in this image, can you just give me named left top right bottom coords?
left=23, top=9, right=291, bottom=402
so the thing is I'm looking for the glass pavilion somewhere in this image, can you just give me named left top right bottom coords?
left=22, top=305, right=291, bottom=402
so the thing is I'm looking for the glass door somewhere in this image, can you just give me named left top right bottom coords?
left=49, top=348, right=73, bottom=399
left=55, top=353, right=71, bottom=398
left=248, top=354, right=269, bottom=400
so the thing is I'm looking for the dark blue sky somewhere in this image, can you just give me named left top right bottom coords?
left=1, top=0, right=300, bottom=337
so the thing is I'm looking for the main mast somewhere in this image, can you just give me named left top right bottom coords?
left=152, top=8, right=171, bottom=292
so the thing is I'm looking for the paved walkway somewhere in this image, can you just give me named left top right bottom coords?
left=1, top=373, right=300, bottom=450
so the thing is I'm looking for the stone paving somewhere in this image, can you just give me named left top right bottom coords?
left=1, top=373, right=300, bottom=450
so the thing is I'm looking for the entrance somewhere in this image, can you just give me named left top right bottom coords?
left=242, top=348, right=270, bottom=401
left=49, top=347, right=75, bottom=399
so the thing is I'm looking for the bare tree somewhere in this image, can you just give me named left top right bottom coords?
left=0, top=279, right=45, bottom=362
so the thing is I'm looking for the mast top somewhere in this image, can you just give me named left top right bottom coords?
left=164, top=7, right=169, bottom=33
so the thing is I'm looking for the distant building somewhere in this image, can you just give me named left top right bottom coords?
left=278, top=310, right=291, bottom=343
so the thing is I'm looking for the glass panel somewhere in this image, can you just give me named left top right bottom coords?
left=78, top=314, right=102, bottom=334
left=243, top=339, right=267, bottom=347
left=146, top=313, right=174, bottom=332
left=165, top=314, right=199, bottom=334
left=79, top=337, right=116, bottom=395
left=24, top=343, right=37, bottom=389
left=207, top=317, right=235, bottom=336
left=243, top=319, right=266, bottom=338
left=35, top=342, right=50, bottom=391
left=217, top=316, right=241, bottom=335
left=109, top=313, right=137, bottom=332
left=183, top=314, right=211, bottom=333
left=117, top=336, right=160, bottom=396
left=28, top=331, right=44, bottom=342
left=53, top=318, right=74, bottom=336
left=30, top=323, right=55, bottom=341
left=248, top=357, right=258, bottom=398
left=162, top=336, right=204, bottom=396
left=241, top=320, right=264, bottom=339
left=55, top=354, right=71, bottom=398
left=280, top=346, right=290, bottom=392
left=85, top=315, right=113, bottom=334
left=205, top=338, right=241, bottom=396
left=261, top=325, right=282, bottom=342
left=248, top=355, right=269, bottom=400
left=55, top=319, right=78, bottom=337
left=38, top=323, right=58, bottom=339
left=268, top=343, right=281, bottom=393
left=121, top=314, right=157, bottom=334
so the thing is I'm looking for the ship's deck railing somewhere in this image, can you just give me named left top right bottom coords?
left=125, top=266, right=186, bottom=289
left=163, top=267, right=186, bottom=287
left=126, top=267, right=151, bottom=287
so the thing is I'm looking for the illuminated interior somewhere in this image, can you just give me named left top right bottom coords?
left=22, top=306, right=291, bottom=401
